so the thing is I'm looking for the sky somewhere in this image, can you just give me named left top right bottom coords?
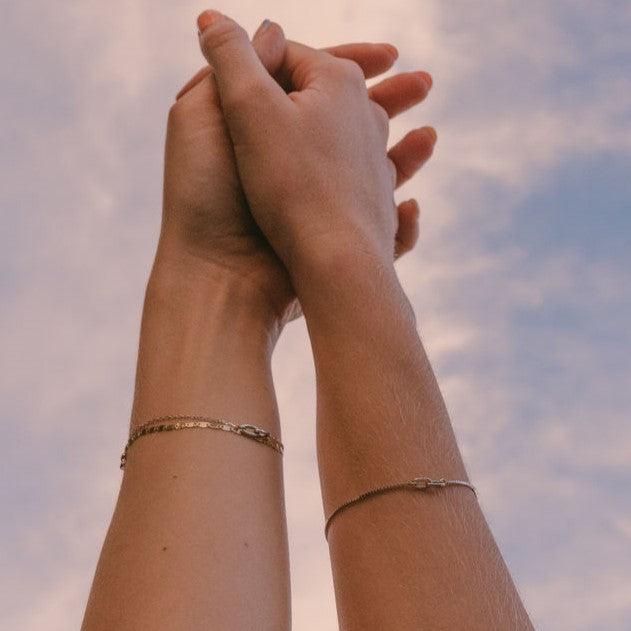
left=1, top=1, right=630, bottom=629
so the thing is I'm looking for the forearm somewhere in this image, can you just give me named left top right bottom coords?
left=296, top=253, right=533, bottom=631
left=82, top=258, right=290, bottom=631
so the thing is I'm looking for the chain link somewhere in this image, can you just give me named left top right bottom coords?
left=324, top=477, right=477, bottom=540
left=120, top=415, right=283, bottom=469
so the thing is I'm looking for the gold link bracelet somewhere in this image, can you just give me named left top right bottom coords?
left=120, top=415, right=283, bottom=469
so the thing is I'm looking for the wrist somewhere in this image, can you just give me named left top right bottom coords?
left=130, top=259, right=281, bottom=429
left=149, top=249, right=285, bottom=346
left=283, top=221, right=396, bottom=290
left=289, top=241, right=412, bottom=322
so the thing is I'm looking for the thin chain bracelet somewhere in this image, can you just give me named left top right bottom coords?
left=120, top=414, right=283, bottom=469
left=324, top=477, right=477, bottom=540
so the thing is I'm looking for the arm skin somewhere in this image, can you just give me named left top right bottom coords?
left=81, top=23, right=295, bottom=630
left=197, top=12, right=535, bottom=630
left=296, top=255, right=535, bottom=631
left=81, top=19, right=434, bottom=631
left=81, top=262, right=291, bottom=631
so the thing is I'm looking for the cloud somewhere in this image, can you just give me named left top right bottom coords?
left=1, top=1, right=630, bottom=630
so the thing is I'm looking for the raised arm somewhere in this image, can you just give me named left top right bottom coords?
left=82, top=18, right=429, bottom=630
left=81, top=24, right=295, bottom=630
left=198, top=12, right=534, bottom=630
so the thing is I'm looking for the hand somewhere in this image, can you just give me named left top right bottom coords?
left=196, top=12, right=436, bottom=283
left=157, top=21, right=293, bottom=327
left=160, top=18, right=434, bottom=327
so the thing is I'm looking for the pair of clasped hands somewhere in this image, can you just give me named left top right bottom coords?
left=158, top=10, right=436, bottom=327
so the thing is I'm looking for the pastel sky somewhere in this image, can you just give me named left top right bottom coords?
left=2, top=1, right=630, bottom=629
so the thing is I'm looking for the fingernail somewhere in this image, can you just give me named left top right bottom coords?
left=418, top=71, right=433, bottom=91
left=424, top=126, right=437, bottom=143
left=383, top=43, right=399, bottom=60
left=197, top=10, right=224, bottom=33
left=254, top=19, right=272, bottom=38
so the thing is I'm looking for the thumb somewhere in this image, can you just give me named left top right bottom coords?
left=174, top=19, right=286, bottom=102
left=197, top=11, right=285, bottom=117
left=252, top=19, right=287, bottom=78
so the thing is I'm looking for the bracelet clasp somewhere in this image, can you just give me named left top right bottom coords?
left=411, top=477, right=447, bottom=489
left=238, top=424, right=270, bottom=439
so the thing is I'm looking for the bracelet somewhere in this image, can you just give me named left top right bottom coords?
left=324, top=477, right=477, bottom=540
left=120, top=414, right=283, bottom=469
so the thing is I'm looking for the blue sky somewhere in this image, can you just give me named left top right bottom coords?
left=1, top=1, right=630, bottom=629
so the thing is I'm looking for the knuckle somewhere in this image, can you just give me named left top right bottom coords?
left=372, top=102, right=390, bottom=133
left=223, top=77, right=269, bottom=110
left=332, top=58, right=365, bottom=86
left=388, top=158, right=398, bottom=185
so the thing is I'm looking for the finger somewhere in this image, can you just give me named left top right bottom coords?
left=387, top=157, right=398, bottom=189
left=176, top=66, right=213, bottom=100
left=197, top=11, right=287, bottom=118
left=394, top=199, right=420, bottom=260
left=388, top=126, right=437, bottom=188
left=175, top=39, right=400, bottom=102
left=251, top=20, right=286, bottom=76
left=176, top=19, right=286, bottom=101
left=275, top=40, right=389, bottom=94
left=322, top=42, right=398, bottom=79
left=368, top=71, right=432, bottom=118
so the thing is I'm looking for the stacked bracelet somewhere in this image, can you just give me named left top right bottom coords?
left=120, top=421, right=475, bottom=545
left=120, top=414, right=283, bottom=469
left=324, top=477, right=477, bottom=540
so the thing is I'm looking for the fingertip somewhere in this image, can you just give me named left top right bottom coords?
left=197, top=9, right=225, bottom=33
left=253, top=18, right=272, bottom=38
left=382, top=43, right=399, bottom=60
left=253, top=18, right=285, bottom=42
left=395, top=198, right=421, bottom=259
left=423, top=126, right=437, bottom=144
left=404, top=198, right=420, bottom=219
left=417, top=71, right=433, bottom=91
left=195, top=9, right=281, bottom=108
left=252, top=20, right=287, bottom=75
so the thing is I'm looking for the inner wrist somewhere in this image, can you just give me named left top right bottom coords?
left=147, top=255, right=283, bottom=351
left=130, top=257, right=282, bottom=430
